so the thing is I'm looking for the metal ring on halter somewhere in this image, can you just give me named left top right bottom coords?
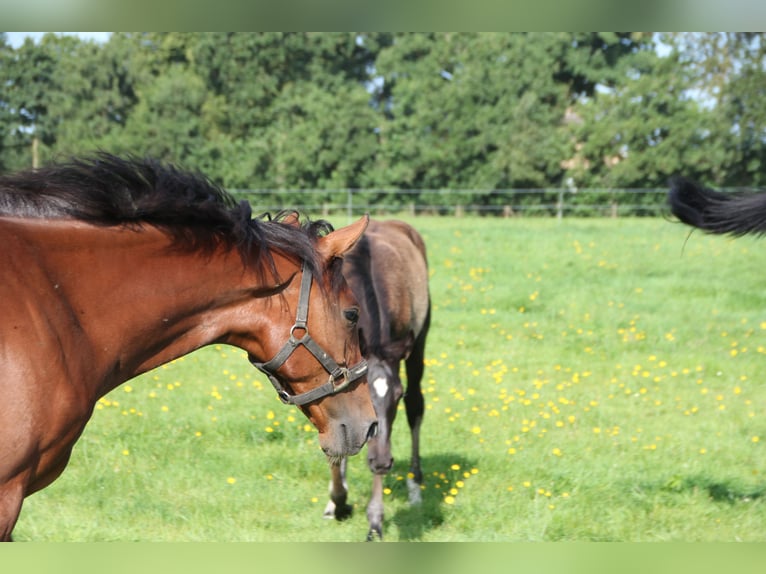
left=289, top=324, right=307, bottom=339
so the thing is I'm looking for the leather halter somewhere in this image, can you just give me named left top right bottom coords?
left=251, top=261, right=368, bottom=407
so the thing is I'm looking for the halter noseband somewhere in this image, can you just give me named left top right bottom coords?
left=250, top=261, right=368, bottom=407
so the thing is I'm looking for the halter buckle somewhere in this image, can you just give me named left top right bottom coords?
left=330, top=367, right=350, bottom=391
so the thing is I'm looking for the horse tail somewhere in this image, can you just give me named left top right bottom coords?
left=668, top=177, right=766, bottom=237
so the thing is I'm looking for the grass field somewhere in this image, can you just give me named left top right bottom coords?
left=13, top=216, right=766, bottom=541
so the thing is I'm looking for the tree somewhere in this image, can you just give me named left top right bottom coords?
left=45, top=34, right=139, bottom=158
left=722, top=62, right=766, bottom=185
left=94, top=32, right=385, bottom=189
left=366, top=33, right=661, bottom=197
left=260, top=81, right=379, bottom=190
left=188, top=33, right=385, bottom=188
left=0, top=33, right=10, bottom=170
left=5, top=31, right=762, bottom=209
left=369, top=33, right=567, bottom=190
left=567, top=46, right=724, bottom=189
left=662, top=33, right=766, bottom=186
left=0, top=34, right=63, bottom=170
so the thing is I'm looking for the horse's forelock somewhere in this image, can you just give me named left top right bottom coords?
left=249, top=211, right=337, bottom=287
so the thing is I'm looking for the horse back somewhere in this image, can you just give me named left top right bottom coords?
left=343, top=219, right=430, bottom=361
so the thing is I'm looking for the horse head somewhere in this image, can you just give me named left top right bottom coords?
left=244, top=215, right=378, bottom=460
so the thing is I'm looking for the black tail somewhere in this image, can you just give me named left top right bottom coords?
left=668, top=177, right=766, bottom=237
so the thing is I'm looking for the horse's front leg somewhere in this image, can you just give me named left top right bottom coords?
left=404, top=384, right=424, bottom=504
left=323, top=457, right=353, bottom=520
left=366, top=473, right=385, bottom=541
left=407, top=419, right=423, bottom=505
left=0, top=476, right=26, bottom=542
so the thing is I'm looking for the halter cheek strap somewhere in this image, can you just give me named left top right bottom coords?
left=250, top=262, right=368, bottom=407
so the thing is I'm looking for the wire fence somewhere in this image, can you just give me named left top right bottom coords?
left=230, top=187, right=672, bottom=220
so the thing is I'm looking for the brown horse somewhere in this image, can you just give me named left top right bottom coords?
left=322, top=219, right=431, bottom=540
left=0, top=154, right=377, bottom=541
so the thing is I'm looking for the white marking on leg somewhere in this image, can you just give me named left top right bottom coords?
left=407, top=477, right=422, bottom=505
left=372, top=376, right=389, bottom=398
left=323, top=500, right=337, bottom=518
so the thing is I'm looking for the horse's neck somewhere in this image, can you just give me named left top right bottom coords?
left=9, top=220, right=275, bottom=396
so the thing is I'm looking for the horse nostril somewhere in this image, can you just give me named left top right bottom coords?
left=366, top=421, right=379, bottom=441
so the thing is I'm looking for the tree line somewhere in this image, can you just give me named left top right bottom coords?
left=1, top=32, right=765, bottom=208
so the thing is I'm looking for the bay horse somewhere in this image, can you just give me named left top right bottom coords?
left=0, top=153, right=377, bottom=541
left=322, top=219, right=431, bottom=540
left=669, top=177, right=766, bottom=236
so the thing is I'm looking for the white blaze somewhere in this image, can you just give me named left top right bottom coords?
left=372, top=376, right=389, bottom=398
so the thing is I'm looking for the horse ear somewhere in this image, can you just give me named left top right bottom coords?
left=317, top=214, right=369, bottom=260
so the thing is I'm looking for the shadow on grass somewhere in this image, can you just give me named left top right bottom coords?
left=386, top=453, right=478, bottom=541
left=663, top=474, right=766, bottom=504
left=633, top=474, right=766, bottom=505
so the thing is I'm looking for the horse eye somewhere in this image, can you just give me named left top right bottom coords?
left=344, top=308, right=360, bottom=324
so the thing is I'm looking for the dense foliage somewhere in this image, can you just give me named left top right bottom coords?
left=1, top=33, right=765, bottom=202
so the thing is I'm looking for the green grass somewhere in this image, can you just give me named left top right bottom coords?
left=13, top=217, right=766, bottom=541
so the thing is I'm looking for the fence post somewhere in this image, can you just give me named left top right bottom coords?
left=557, top=189, right=564, bottom=221
left=347, top=189, right=353, bottom=223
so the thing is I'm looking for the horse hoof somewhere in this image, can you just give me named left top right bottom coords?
left=325, top=502, right=353, bottom=521
left=366, top=528, right=383, bottom=542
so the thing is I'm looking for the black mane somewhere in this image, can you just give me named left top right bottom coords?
left=0, top=153, right=331, bottom=277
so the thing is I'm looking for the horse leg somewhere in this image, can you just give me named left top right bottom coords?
left=366, top=473, right=385, bottom=541
left=0, top=477, right=26, bottom=542
left=0, top=442, right=78, bottom=542
left=323, top=457, right=353, bottom=520
left=404, top=396, right=424, bottom=504
left=404, top=324, right=428, bottom=504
